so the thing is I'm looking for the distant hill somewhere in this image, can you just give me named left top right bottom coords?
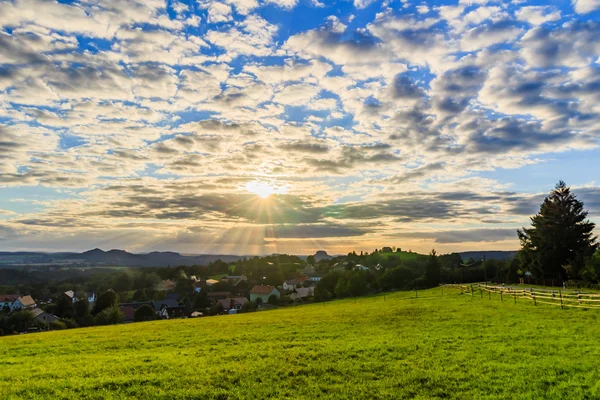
left=458, top=251, right=518, bottom=262
left=0, top=249, right=247, bottom=268
left=314, top=250, right=333, bottom=262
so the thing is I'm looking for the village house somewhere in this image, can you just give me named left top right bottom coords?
left=207, top=291, right=231, bottom=302
left=216, top=297, right=249, bottom=312
left=31, top=307, right=60, bottom=325
left=76, top=292, right=97, bottom=304
left=250, top=285, right=280, bottom=303
left=220, top=276, right=249, bottom=296
left=118, top=301, right=153, bottom=322
left=155, top=279, right=176, bottom=292
left=0, top=295, right=37, bottom=312
left=151, top=299, right=181, bottom=319
left=63, top=290, right=76, bottom=303
left=282, top=279, right=298, bottom=291
left=16, top=295, right=37, bottom=310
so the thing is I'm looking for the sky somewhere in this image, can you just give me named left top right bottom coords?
left=1, top=0, right=600, bottom=255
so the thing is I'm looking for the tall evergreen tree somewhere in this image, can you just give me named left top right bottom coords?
left=424, top=249, right=441, bottom=287
left=518, top=181, right=597, bottom=280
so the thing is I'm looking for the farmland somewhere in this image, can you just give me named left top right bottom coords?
left=2, top=288, right=600, bottom=399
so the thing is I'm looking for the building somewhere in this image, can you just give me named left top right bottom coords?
left=0, top=294, right=20, bottom=312
left=17, top=295, right=37, bottom=310
left=151, top=299, right=181, bottom=319
left=283, top=279, right=298, bottom=291
left=31, top=308, right=60, bottom=325
left=155, top=279, right=176, bottom=292
left=207, top=292, right=231, bottom=302
left=221, top=276, right=249, bottom=296
left=0, top=295, right=37, bottom=312
left=216, top=297, right=249, bottom=312
left=118, top=301, right=153, bottom=322
left=250, top=285, right=280, bottom=303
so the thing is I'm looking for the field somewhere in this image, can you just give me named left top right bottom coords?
left=2, top=288, right=600, bottom=399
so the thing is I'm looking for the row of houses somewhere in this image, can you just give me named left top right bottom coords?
left=1, top=293, right=61, bottom=326
left=0, top=294, right=37, bottom=312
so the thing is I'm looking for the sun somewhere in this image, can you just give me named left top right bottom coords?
left=245, top=180, right=286, bottom=199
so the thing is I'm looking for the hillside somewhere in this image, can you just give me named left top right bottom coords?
left=0, top=249, right=247, bottom=268
left=2, top=288, right=599, bottom=399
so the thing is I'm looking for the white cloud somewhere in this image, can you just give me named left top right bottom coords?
left=572, top=0, right=600, bottom=14
left=515, top=6, right=561, bottom=25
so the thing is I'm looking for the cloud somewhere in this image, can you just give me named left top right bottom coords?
left=572, top=0, right=600, bottom=14
left=515, top=6, right=561, bottom=25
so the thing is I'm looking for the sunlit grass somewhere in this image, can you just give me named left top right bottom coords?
left=2, top=288, right=600, bottom=399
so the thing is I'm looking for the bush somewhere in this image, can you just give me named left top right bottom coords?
left=94, top=306, right=123, bottom=326
left=51, top=321, right=67, bottom=330
left=134, top=304, right=156, bottom=322
left=267, top=294, right=278, bottom=305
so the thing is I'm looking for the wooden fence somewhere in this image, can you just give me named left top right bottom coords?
left=471, top=283, right=600, bottom=309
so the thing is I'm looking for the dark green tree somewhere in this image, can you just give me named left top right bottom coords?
left=92, top=289, right=118, bottom=315
left=424, top=249, right=440, bottom=288
left=267, top=294, right=279, bottom=305
left=134, top=304, right=157, bottom=322
left=54, top=294, right=75, bottom=319
left=518, top=181, right=597, bottom=280
left=74, top=297, right=89, bottom=317
left=94, top=306, right=123, bottom=325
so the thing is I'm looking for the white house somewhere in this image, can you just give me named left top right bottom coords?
left=282, top=279, right=298, bottom=291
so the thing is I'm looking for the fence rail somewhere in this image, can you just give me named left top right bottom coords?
left=470, top=283, right=600, bottom=309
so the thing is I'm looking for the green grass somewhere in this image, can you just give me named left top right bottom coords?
left=2, top=288, right=600, bottom=399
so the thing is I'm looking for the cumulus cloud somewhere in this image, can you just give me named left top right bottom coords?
left=0, top=0, right=599, bottom=253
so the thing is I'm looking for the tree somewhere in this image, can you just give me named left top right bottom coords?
left=424, top=249, right=441, bottom=288
left=94, top=306, right=123, bottom=325
left=74, top=297, right=90, bottom=319
left=92, top=289, right=118, bottom=315
left=134, top=304, right=157, bottom=322
left=54, top=294, right=75, bottom=319
left=306, top=255, right=316, bottom=265
left=267, top=294, right=278, bottom=305
left=518, top=181, right=597, bottom=280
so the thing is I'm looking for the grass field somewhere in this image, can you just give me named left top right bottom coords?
left=2, top=288, right=600, bottom=399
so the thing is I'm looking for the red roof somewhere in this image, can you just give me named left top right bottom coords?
left=0, top=294, right=20, bottom=302
left=250, top=285, right=276, bottom=295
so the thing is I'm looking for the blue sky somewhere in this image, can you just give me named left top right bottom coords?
left=0, top=0, right=599, bottom=254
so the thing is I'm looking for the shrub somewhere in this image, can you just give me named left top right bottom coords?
left=94, top=306, right=123, bottom=326
left=268, top=294, right=278, bottom=305
left=134, top=304, right=157, bottom=322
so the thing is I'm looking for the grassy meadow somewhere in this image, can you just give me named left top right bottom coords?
left=2, top=288, right=600, bottom=399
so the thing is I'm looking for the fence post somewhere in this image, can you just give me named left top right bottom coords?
left=559, top=290, right=563, bottom=309
left=500, top=291, right=503, bottom=303
left=480, top=286, right=483, bottom=298
left=514, top=292, right=516, bottom=304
